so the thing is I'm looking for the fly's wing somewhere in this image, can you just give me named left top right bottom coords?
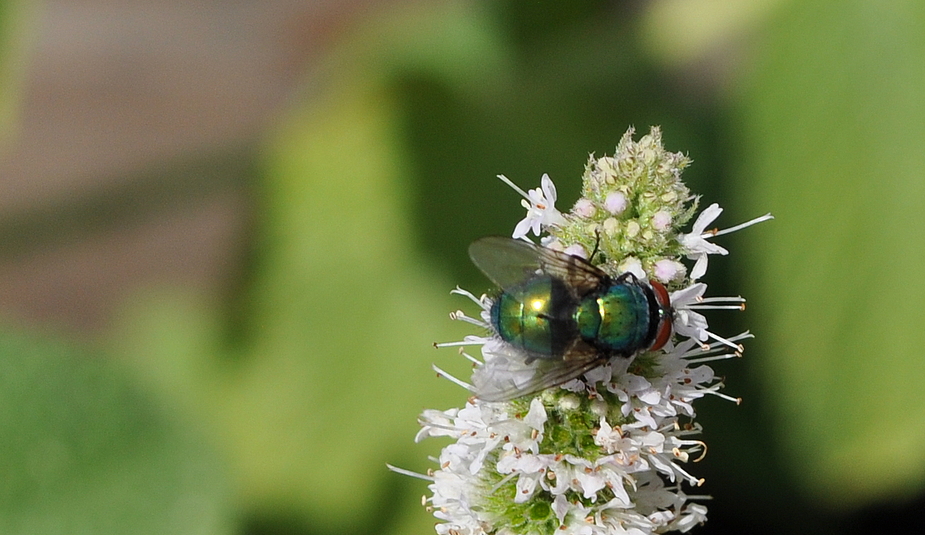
left=468, top=236, right=611, bottom=400
left=468, top=236, right=606, bottom=295
left=472, top=339, right=605, bottom=402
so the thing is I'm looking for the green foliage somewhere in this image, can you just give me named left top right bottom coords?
left=111, top=5, right=496, bottom=533
left=737, top=0, right=925, bottom=507
left=0, top=332, right=231, bottom=535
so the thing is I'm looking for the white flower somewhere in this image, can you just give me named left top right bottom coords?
left=670, top=283, right=710, bottom=342
left=680, top=203, right=773, bottom=280
left=499, top=173, right=568, bottom=239
left=679, top=204, right=727, bottom=280
left=594, top=418, right=623, bottom=453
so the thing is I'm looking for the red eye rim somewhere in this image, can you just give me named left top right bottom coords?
left=648, top=280, right=673, bottom=351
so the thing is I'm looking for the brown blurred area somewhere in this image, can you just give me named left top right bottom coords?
left=0, top=0, right=375, bottom=333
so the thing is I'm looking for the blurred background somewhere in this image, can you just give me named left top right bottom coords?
left=0, top=0, right=923, bottom=533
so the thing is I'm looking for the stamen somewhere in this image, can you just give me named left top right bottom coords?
left=386, top=464, right=435, bottom=481
left=684, top=304, right=746, bottom=311
left=435, top=338, right=488, bottom=349
left=450, top=287, right=489, bottom=307
left=675, top=439, right=708, bottom=462
left=449, top=310, right=488, bottom=328
left=683, top=493, right=714, bottom=501
left=692, top=442, right=708, bottom=462
left=697, top=296, right=745, bottom=304
left=672, top=423, right=704, bottom=437
left=706, top=390, right=742, bottom=405
left=458, top=349, right=483, bottom=365
left=684, top=352, right=741, bottom=364
left=415, top=420, right=459, bottom=439
left=681, top=331, right=752, bottom=356
left=432, top=364, right=475, bottom=392
left=704, top=331, right=745, bottom=351
left=670, top=462, right=703, bottom=486
left=711, top=213, right=774, bottom=237
left=497, top=174, right=531, bottom=200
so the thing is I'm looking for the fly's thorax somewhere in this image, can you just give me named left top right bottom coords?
left=576, top=283, right=653, bottom=355
left=489, top=275, right=577, bottom=358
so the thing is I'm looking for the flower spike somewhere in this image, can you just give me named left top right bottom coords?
left=396, top=127, right=770, bottom=535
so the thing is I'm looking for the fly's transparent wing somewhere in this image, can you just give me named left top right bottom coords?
left=468, top=237, right=545, bottom=289
left=468, top=236, right=606, bottom=295
left=468, top=236, right=613, bottom=400
left=472, top=341, right=606, bottom=402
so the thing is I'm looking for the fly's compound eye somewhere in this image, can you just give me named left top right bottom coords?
left=648, top=280, right=673, bottom=351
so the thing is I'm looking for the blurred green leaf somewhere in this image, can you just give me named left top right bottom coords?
left=640, top=0, right=784, bottom=68
left=737, top=0, right=925, bottom=507
left=111, top=3, right=505, bottom=534
left=0, top=331, right=232, bottom=535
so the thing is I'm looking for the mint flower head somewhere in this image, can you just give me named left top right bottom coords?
left=392, top=127, right=771, bottom=535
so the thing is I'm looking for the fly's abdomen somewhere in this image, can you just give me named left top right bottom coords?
left=490, top=276, right=575, bottom=358
left=576, top=284, right=651, bottom=355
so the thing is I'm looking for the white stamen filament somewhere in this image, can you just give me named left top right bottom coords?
left=451, top=287, right=488, bottom=306
left=685, top=304, right=745, bottom=311
left=449, top=310, right=489, bottom=327
left=386, top=464, right=435, bottom=481
left=432, top=364, right=474, bottom=392
left=710, top=213, right=774, bottom=237
left=684, top=353, right=741, bottom=364
left=496, top=174, right=532, bottom=201
left=697, top=296, right=745, bottom=304
left=703, top=330, right=746, bottom=351
left=458, top=350, right=483, bottom=365
left=434, top=339, right=487, bottom=349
